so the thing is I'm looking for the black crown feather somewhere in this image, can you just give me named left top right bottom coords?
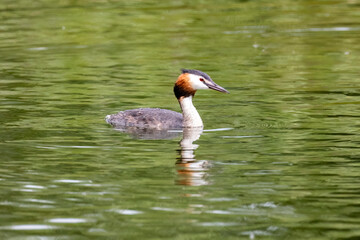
left=181, top=69, right=212, bottom=81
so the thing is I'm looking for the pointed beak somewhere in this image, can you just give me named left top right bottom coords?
left=206, top=82, right=230, bottom=94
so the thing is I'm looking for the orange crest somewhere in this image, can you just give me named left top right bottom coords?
left=174, top=73, right=196, bottom=99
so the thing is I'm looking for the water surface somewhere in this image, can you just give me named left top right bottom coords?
left=1, top=0, right=360, bottom=239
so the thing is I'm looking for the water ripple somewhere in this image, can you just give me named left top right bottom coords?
left=222, top=135, right=263, bottom=139
left=206, top=197, right=237, bottom=202
left=196, top=222, right=238, bottom=227
left=206, top=210, right=234, bottom=215
left=151, top=207, right=179, bottom=212
left=0, top=224, right=58, bottom=230
left=287, top=26, right=360, bottom=33
left=48, top=218, right=89, bottom=223
left=108, top=209, right=143, bottom=215
left=53, top=179, right=92, bottom=184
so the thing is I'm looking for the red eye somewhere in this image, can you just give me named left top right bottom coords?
left=200, top=78, right=205, bottom=82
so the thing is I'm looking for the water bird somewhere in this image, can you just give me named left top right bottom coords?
left=105, top=69, right=229, bottom=129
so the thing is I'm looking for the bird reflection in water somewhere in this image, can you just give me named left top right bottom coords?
left=113, top=127, right=182, bottom=140
left=113, top=126, right=210, bottom=186
left=175, top=128, right=210, bottom=186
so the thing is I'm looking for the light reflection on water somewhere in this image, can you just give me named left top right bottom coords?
left=0, top=224, right=58, bottom=231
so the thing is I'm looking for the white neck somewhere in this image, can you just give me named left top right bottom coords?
left=179, top=96, right=203, bottom=128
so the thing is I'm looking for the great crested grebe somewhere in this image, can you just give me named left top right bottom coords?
left=105, top=69, right=229, bottom=129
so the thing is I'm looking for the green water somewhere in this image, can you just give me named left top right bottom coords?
left=1, top=0, right=360, bottom=239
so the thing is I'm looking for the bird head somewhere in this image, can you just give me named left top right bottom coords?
left=174, top=69, right=229, bottom=99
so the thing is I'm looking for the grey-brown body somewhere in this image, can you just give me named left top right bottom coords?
left=105, top=108, right=183, bottom=129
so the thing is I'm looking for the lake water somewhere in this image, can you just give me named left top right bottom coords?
left=1, top=0, right=360, bottom=239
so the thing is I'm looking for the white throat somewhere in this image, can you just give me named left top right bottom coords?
left=179, top=96, right=203, bottom=128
